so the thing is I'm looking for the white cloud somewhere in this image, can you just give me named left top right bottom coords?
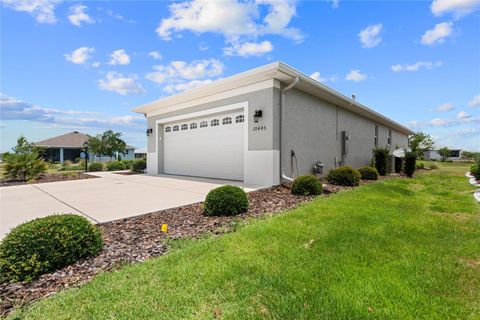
left=391, top=61, right=442, bottom=72
left=64, top=47, right=95, bottom=64
left=468, top=94, right=480, bottom=108
left=431, top=0, right=480, bottom=18
left=148, top=51, right=163, bottom=60
left=2, top=0, right=61, bottom=24
left=345, top=69, right=367, bottom=82
left=155, top=0, right=303, bottom=52
left=358, top=23, right=382, bottom=48
left=421, top=22, right=453, bottom=46
left=145, top=59, right=224, bottom=84
left=97, top=72, right=145, bottom=95
left=99, top=7, right=135, bottom=23
left=223, top=40, right=273, bottom=57
left=457, top=111, right=471, bottom=119
left=163, top=79, right=215, bottom=94
left=429, top=118, right=449, bottom=126
left=108, top=49, right=131, bottom=65
left=331, top=0, right=340, bottom=9
left=92, top=62, right=100, bottom=68
left=436, top=103, right=455, bottom=112
left=68, top=4, right=94, bottom=27
left=310, top=71, right=336, bottom=83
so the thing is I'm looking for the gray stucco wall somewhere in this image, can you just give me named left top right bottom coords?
left=282, top=88, right=409, bottom=177
left=146, top=87, right=278, bottom=173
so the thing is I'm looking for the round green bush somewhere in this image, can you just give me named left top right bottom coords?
left=88, top=162, right=103, bottom=172
left=327, top=166, right=361, bottom=186
left=358, top=166, right=379, bottom=180
left=131, top=159, right=146, bottom=172
left=204, top=185, right=249, bottom=216
left=291, top=175, right=322, bottom=196
left=106, top=161, right=126, bottom=171
left=0, top=214, right=103, bottom=283
left=119, top=160, right=134, bottom=170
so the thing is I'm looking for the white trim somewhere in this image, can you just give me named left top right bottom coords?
left=155, top=101, right=247, bottom=124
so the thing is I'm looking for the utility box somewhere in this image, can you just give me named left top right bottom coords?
left=341, top=131, right=349, bottom=156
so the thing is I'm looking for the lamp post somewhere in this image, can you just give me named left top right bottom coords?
left=84, top=143, right=88, bottom=172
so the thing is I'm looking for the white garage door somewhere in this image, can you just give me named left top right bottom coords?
left=164, top=112, right=245, bottom=181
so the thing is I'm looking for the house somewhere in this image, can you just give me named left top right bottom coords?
left=134, top=147, right=147, bottom=159
left=424, top=149, right=462, bottom=161
left=35, top=131, right=135, bottom=163
left=133, top=62, right=413, bottom=186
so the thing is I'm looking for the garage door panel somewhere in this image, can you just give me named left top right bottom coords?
left=164, top=112, right=244, bottom=181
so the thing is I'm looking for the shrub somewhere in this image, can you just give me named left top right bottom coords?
left=0, top=214, right=103, bottom=283
left=404, top=152, right=416, bottom=177
left=429, top=163, right=439, bottom=170
left=327, top=166, right=361, bottom=186
left=373, top=147, right=390, bottom=176
left=291, top=175, right=322, bottom=196
left=132, top=159, right=146, bottom=172
left=119, top=160, right=134, bottom=170
left=358, top=166, right=379, bottom=180
left=204, top=185, right=249, bottom=216
left=2, top=153, right=47, bottom=181
left=416, top=162, right=425, bottom=170
left=62, top=160, right=73, bottom=167
left=471, top=157, right=480, bottom=180
left=106, top=161, right=126, bottom=171
left=88, top=162, right=103, bottom=172
left=58, top=165, right=81, bottom=171
left=394, top=157, right=403, bottom=173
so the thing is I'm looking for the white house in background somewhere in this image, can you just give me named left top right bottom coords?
left=424, top=149, right=463, bottom=161
left=35, top=131, right=135, bottom=163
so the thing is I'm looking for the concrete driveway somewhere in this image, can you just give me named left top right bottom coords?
left=0, top=172, right=262, bottom=239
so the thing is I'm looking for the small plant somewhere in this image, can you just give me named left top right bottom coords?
left=0, top=214, right=103, bottom=283
left=106, top=161, right=126, bottom=171
left=327, top=166, right=361, bottom=186
left=358, top=166, right=379, bottom=180
left=204, top=185, right=249, bottom=216
left=291, top=175, right=322, bottom=196
left=88, top=162, right=104, bottom=172
left=62, top=160, right=73, bottom=167
left=2, top=153, right=47, bottom=181
left=470, top=157, right=480, bottom=180
left=373, top=147, right=390, bottom=176
left=132, top=159, right=146, bottom=172
left=428, top=163, right=439, bottom=170
left=416, top=162, right=425, bottom=170
left=119, top=160, right=134, bottom=170
left=404, top=152, right=416, bottom=177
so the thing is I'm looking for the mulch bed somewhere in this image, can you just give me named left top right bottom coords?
left=0, top=172, right=97, bottom=187
left=114, top=171, right=143, bottom=176
left=0, top=185, right=314, bottom=316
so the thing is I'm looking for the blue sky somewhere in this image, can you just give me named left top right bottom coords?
left=1, top=0, right=479, bottom=152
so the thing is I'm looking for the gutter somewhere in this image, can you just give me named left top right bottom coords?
left=280, top=77, right=300, bottom=183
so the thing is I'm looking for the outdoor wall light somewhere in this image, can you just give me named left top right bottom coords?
left=146, top=128, right=153, bottom=136
left=254, top=109, right=263, bottom=123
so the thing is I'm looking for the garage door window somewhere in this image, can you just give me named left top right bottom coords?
left=165, top=126, right=171, bottom=133
left=211, top=119, right=219, bottom=127
left=200, top=121, right=208, bottom=128
left=235, top=115, right=244, bottom=123
left=222, top=117, right=232, bottom=125
left=173, top=125, right=179, bottom=132
left=190, top=123, right=197, bottom=129
left=181, top=124, right=188, bottom=131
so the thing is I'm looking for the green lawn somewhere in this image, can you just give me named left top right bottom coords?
left=10, top=162, right=479, bottom=319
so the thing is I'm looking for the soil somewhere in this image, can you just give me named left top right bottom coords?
left=114, top=171, right=143, bottom=176
left=0, top=172, right=97, bottom=187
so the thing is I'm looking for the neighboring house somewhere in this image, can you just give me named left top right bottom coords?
left=133, top=61, right=413, bottom=186
left=134, top=147, right=147, bottom=159
left=424, top=149, right=462, bottom=161
left=35, top=131, right=135, bottom=163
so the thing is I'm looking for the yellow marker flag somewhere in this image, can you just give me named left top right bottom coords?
left=161, top=224, right=168, bottom=233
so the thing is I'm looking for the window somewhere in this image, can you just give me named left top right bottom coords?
left=190, top=123, right=197, bottom=129
left=125, top=150, right=129, bottom=154
left=181, top=124, right=188, bottom=131
left=222, top=117, right=232, bottom=125
left=165, top=126, right=171, bottom=132
left=211, top=119, right=219, bottom=127
left=235, top=114, right=244, bottom=123
left=374, top=125, right=378, bottom=147
left=200, top=121, right=208, bottom=128
left=387, top=130, right=392, bottom=145
left=173, top=125, right=179, bottom=132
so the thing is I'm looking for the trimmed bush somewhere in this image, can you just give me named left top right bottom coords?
left=291, top=175, right=322, bottom=196
left=416, top=162, right=425, bottom=170
left=106, top=161, right=126, bottom=171
left=119, top=160, right=134, bottom=170
left=404, top=152, right=416, bottom=177
left=394, top=157, right=403, bottom=173
left=62, top=160, right=73, bottom=167
left=204, top=185, right=249, bottom=216
left=0, top=214, right=103, bottom=283
left=429, top=163, right=439, bottom=170
left=327, top=166, right=361, bottom=186
left=471, top=157, right=480, bottom=180
left=2, top=152, right=47, bottom=181
left=359, top=166, right=379, bottom=180
left=373, top=147, right=390, bottom=176
left=88, top=162, right=103, bottom=172
left=131, top=159, right=146, bottom=172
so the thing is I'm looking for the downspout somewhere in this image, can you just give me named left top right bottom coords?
left=280, top=77, right=300, bottom=183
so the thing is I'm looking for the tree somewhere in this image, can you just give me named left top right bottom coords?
left=409, top=132, right=435, bottom=157
left=12, top=135, right=46, bottom=156
left=461, top=151, right=480, bottom=160
left=86, top=130, right=126, bottom=160
left=437, top=147, right=450, bottom=162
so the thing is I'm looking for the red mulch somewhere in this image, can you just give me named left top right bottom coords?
left=0, top=172, right=97, bottom=187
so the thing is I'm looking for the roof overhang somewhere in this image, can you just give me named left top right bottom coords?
left=133, top=61, right=414, bottom=136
